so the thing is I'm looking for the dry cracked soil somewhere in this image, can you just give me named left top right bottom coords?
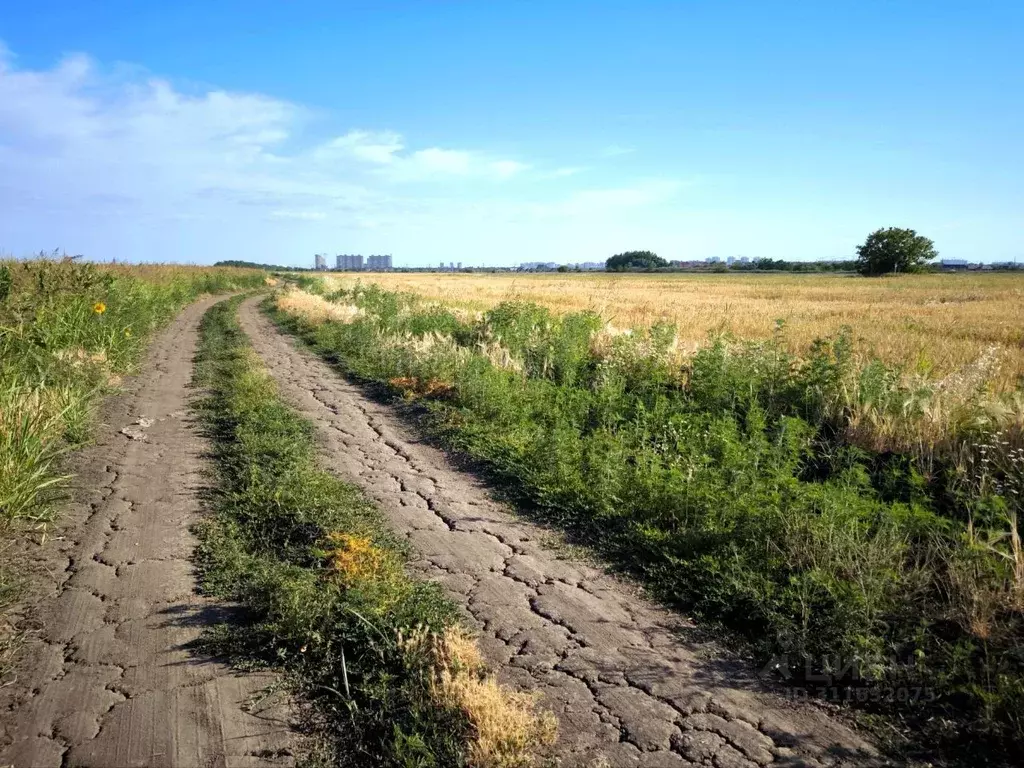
left=0, top=297, right=296, bottom=768
left=1, top=296, right=890, bottom=768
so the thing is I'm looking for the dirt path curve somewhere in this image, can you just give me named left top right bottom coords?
left=239, top=297, right=886, bottom=768
left=1, top=296, right=295, bottom=768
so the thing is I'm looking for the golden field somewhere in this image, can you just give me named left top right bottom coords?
left=319, top=271, right=1024, bottom=391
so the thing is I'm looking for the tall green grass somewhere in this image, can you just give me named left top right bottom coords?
left=272, top=281, right=1024, bottom=763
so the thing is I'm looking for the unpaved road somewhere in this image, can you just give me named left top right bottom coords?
left=0, top=297, right=295, bottom=768
left=239, top=297, right=885, bottom=768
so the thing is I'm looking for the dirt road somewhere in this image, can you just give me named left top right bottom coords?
left=238, top=297, right=884, bottom=768
left=0, top=297, right=295, bottom=768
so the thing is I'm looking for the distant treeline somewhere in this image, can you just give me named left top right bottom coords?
left=214, top=260, right=309, bottom=271
left=729, top=258, right=858, bottom=272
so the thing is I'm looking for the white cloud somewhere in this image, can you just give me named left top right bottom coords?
left=0, top=48, right=684, bottom=265
left=490, top=159, right=529, bottom=179
left=317, top=130, right=405, bottom=164
left=409, top=147, right=474, bottom=175
left=271, top=209, right=328, bottom=221
left=600, top=144, right=636, bottom=157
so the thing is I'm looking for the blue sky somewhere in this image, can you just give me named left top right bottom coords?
left=1, top=1, right=1021, bottom=267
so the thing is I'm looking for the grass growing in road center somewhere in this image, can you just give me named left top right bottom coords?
left=192, top=296, right=555, bottom=768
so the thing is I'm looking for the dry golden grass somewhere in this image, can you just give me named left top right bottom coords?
left=276, top=288, right=364, bottom=324
left=321, top=272, right=1024, bottom=391
left=401, top=625, right=557, bottom=768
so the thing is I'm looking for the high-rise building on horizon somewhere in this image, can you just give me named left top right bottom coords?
left=336, top=254, right=364, bottom=270
left=314, top=253, right=327, bottom=270
left=367, top=254, right=393, bottom=271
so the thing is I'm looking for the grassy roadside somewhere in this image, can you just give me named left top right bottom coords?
left=0, top=256, right=266, bottom=678
left=192, top=296, right=555, bottom=767
left=270, top=281, right=1024, bottom=764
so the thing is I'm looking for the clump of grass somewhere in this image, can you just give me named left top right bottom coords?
left=315, top=270, right=1024, bottom=390
left=272, top=281, right=1024, bottom=763
left=193, top=296, right=555, bottom=767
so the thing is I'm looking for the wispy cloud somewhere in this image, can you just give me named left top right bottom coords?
left=548, top=166, right=586, bottom=178
left=0, top=48, right=683, bottom=264
left=600, top=144, right=636, bottom=158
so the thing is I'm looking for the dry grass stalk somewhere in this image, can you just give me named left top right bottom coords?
left=275, top=288, right=363, bottom=325
left=400, top=625, right=557, bottom=767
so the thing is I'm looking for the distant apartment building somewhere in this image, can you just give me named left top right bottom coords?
left=579, top=262, right=604, bottom=271
left=336, top=253, right=364, bottom=270
left=941, top=259, right=969, bottom=271
left=314, top=253, right=327, bottom=270
left=366, top=254, right=393, bottom=271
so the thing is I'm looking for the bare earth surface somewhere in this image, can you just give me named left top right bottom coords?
left=0, top=297, right=295, bottom=768
left=239, top=297, right=887, bottom=768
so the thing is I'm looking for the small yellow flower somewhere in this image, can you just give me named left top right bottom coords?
left=124, top=328, right=132, bottom=338
left=93, top=302, right=106, bottom=315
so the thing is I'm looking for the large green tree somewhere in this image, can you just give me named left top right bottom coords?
left=855, top=228, right=937, bottom=276
left=605, top=250, right=668, bottom=271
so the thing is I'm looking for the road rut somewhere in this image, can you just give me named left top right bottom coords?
left=0, top=297, right=295, bottom=768
left=239, top=297, right=885, bottom=768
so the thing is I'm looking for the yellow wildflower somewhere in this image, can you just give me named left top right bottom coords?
left=93, top=302, right=106, bottom=315
left=124, top=328, right=132, bottom=338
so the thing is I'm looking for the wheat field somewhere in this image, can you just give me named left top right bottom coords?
left=319, top=271, right=1024, bottom=390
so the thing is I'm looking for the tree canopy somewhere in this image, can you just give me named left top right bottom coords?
left=855, top=228, right=937, bottom=276
left=605, top=251, right=668, bottom=271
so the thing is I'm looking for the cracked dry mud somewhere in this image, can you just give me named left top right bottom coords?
left=0, top=297, right=296, bottom=768
left=239, top=297, right=886, bottom=768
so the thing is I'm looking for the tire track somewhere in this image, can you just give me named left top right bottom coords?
left=0, top=297, right=296, bottom=768
left=239, top=297, right=887, bottom=768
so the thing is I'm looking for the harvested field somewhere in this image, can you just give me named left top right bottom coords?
left=317, top=272, right=1024, bottom=390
